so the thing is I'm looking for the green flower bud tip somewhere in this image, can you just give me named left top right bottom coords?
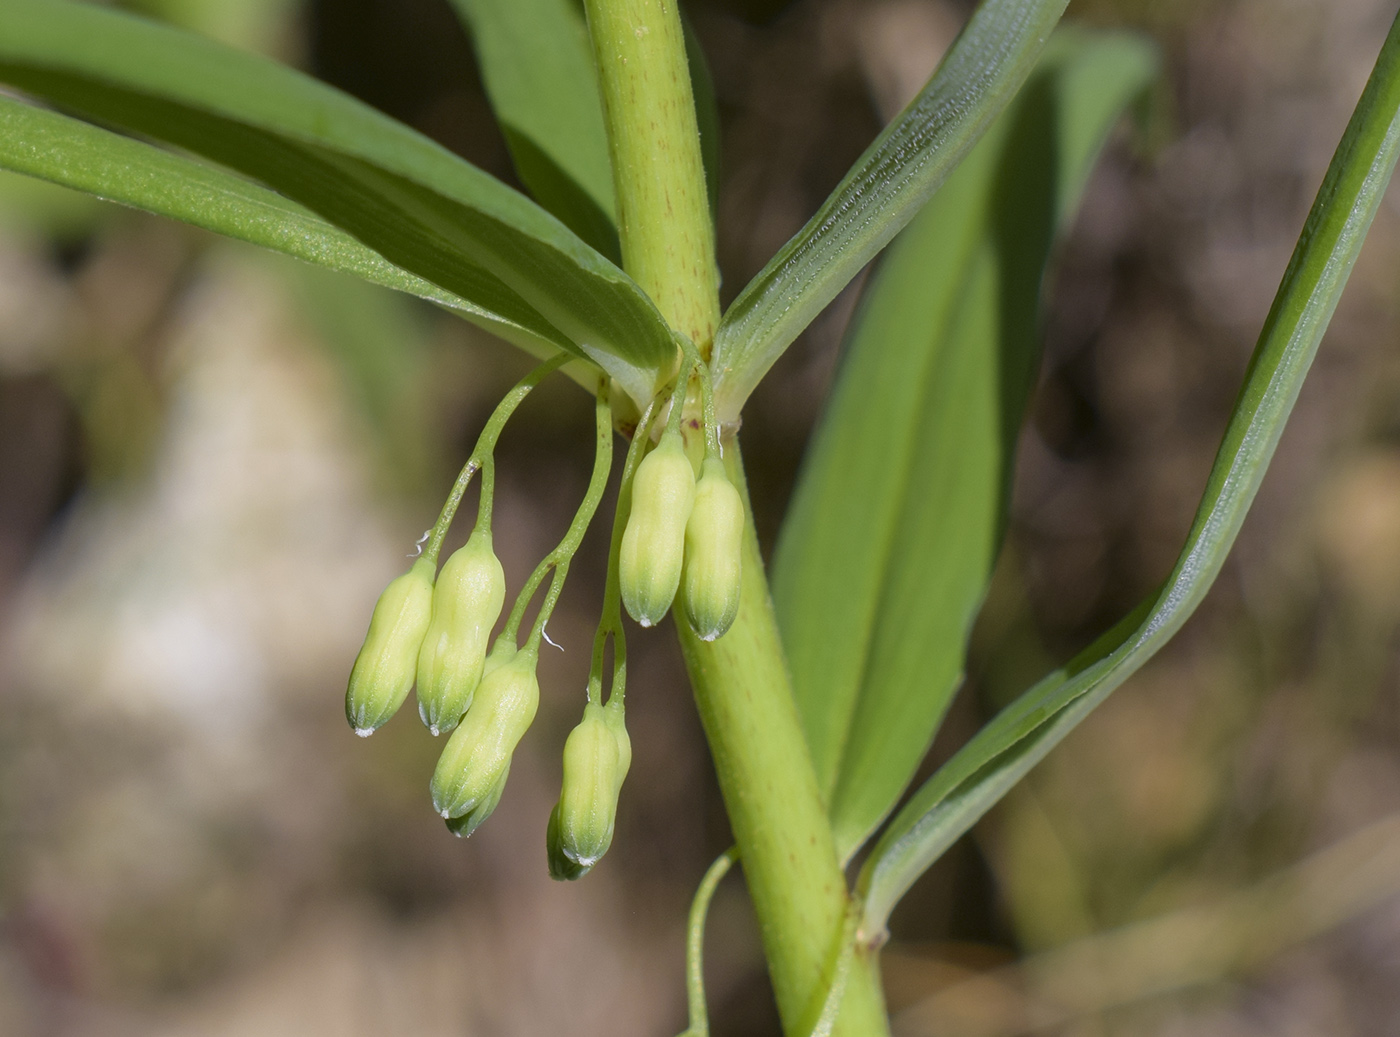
left=430, top=646, right=538, bottom=820
left=416, top=529, right=506, bottom=736
left=683, top=456, right=745, bottom=641
left=345, top=556, right=435, bottom=736
left=546, top=804, right=588, bottom=881
left=620, top=430, right=696, bottom=627
left=445, top=761, right=509, bottom=838
left=547, top=701, right=631, bottom=880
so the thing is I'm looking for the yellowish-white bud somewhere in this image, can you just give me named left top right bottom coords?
left=620, top=430, right=696, bottom=627
left=547, top=701, right=631, bottom=880
left=682, top=457, right=744, bottom=641
left=430, top=646, right=539, bottom=820
left=445, top=760, right=509, bottom=838
left=345, top=556, right=434, bottom=736
left=416, top=529, right=506, bottom=735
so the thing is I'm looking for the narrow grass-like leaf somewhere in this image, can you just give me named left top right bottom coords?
left=773, top=31, right=1157, bottom=861
left=449, top=0, right=620, bottom=262
left=709, top=0, right=1070, bottom=417
left=858, top=6, right=1400, bottom=936
left=0, top=0, right=676, bottom=405
left=0, top=94, right=573, bottom=360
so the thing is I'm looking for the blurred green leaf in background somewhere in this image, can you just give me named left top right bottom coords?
left=775, top=28, right=1159, bottom=861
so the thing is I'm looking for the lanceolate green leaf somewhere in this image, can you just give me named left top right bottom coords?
left=0, top=95, right=574, bottom=360
left=449, top=0, right=620, bottom=262
left=0, top=0, right=676, bottom=406
left=858, top=5, right=1400, bottom=937
left=709, top=0, right=1071, bottom=417
left=772, top=31, right=1158, bottom=861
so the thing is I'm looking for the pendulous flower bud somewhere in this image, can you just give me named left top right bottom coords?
left=430, top=645, right=539, bottom=820
left=620, top=430, right=696, bottom=627
left=547, top=701, right=631, bottom=880
left=682, top=456, right=745, bottom=641
left=345, top=556, right=435, bottom=736
left=445, top=761, right=509, bottom=838
left=416, top=528, right=506, bottom=735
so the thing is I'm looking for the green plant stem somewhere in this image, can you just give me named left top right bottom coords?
left=582, top=0, right=720, bottom=353
left=677, top=444, right=890, bottom=1035
left=586, top=1, right=887, bottom=1031
left=680, top=846, right=738, bottom=1037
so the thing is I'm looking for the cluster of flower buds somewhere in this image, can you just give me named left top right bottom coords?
left=619, top=431, right=744, bottom=640
left=344, top=521, right=533, bottom=840
left=346, top=356, right=742, bottom=879
left=345, top=359, right=571, bottom=846
left=345, top=532, right=512, bottom=736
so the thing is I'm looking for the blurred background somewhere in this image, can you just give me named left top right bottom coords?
left=2, top=0, right=1400, bottom=1033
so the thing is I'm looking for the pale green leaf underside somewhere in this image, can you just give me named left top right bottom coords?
left=448, top=0, right=621, bottom=263
left=858, top=6, right=1400, bottom=935
left=710, top=0, right=1071, bottom=418
left=0, top=94, right=572, bottom=359
left=773, top=30, right=1158, bottom=862
left=0, top=0, right=676, bottom=406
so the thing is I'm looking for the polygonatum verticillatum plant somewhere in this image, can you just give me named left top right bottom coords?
left=3, top=0, right=1400, bottom=1032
